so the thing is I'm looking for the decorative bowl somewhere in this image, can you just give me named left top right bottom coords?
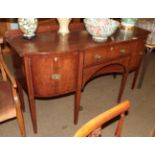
left=84, top=18, right=120, bottom=42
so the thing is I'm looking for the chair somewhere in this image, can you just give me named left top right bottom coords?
left=0, top=37, right=26, bottom=136
left=74, top=100, right=131, bottom=137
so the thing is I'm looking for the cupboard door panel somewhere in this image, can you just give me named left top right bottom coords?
left=31, top=53, right=78, bottom=97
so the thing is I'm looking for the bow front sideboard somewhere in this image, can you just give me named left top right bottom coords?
left=5, top=23, right=149, bottom=133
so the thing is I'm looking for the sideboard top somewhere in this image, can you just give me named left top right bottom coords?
left=5, top=24, right=149, bottom=57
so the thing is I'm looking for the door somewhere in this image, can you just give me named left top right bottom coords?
left=30, top=52, right=79, bottom=97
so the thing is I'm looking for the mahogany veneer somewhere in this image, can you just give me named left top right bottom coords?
left=5, top=23, right=149, bottom=133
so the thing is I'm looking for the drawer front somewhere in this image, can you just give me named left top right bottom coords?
left=84, top=46, right=111, bottom=67
left=84, top=44, right=130, bottom=67
left=31, top=53, right=78, bottom=97
left=83, top=55, right=130, bottom=86
left=109, top=44, right=130, bottom=59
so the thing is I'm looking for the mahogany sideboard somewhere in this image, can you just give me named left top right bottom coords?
left=5, top=23, right=149, bottom=133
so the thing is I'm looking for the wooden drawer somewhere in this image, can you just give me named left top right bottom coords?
left=84, top=43, right=130, bottom=67
left=84, top=46, right=111, bottom=67
left=109, top=43, right=130, bottom=59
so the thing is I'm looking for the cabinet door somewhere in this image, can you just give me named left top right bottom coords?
left=31, top=52, right=78, bottom=97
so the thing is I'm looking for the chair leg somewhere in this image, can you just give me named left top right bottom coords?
left=150, top=124, right=155, bottom=137
left=16, top=80, right=25, bottom=112
left=115, top=113, right=125, bottom=137
left=14, top=88, right=26, bottom=136
left=16, top=106, right=26, bottom=137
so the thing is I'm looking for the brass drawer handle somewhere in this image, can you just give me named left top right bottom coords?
left=51, top=73, right=61, bottom=80
left=120, top=49, right=126, bottom=54
left=95, top=54, right=102, bottom=59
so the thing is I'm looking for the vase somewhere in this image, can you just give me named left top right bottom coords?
left=121, top=18, right=138, bottom=29
left=18, top=18, right=38, bottom=39
left=57, top=35, right=69, bottom=51
left=57, top=18, right=72, bottom=36
left=116, top=29, right=134, bottom=41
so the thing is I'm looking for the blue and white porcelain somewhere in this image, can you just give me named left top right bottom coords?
left=18, top=18, right=38, bottom=39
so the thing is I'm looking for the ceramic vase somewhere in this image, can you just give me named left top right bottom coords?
left=121, top=18, right=138, bottom=28
left=116, top=29, right=134, bottom=41
left=18, top=18, right=38, bottom=39
left=57, top=18, right=72, bottom=36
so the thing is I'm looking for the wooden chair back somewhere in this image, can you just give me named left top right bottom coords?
left=74, top=100, right=131, bottom=137
left=0, top=37, right=26, bottom=136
